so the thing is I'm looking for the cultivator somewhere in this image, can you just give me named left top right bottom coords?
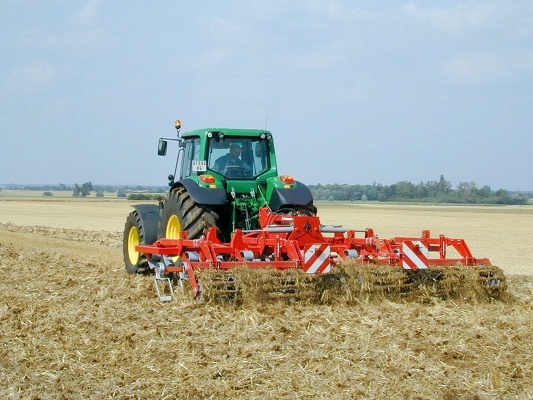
left=124, top=121, right=506, bottom=304
left=136, top=207, right=505, bottom=303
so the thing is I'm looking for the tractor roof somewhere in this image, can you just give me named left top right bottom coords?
left=181, top=128, right=272, bottom=138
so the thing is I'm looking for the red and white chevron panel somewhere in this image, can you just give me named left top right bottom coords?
left=304, top=244, right=331, bottom=274
left=402, top=241, right=429, bottom=270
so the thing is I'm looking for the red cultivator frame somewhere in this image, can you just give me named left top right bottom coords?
left=136, top=208, right=492, bottom=301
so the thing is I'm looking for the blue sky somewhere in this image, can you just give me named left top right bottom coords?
left=1, top=1, right=532, bottom=190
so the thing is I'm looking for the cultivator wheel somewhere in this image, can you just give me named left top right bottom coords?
left=403, top=265, right=507, bottom=302
left=293, top=263, right=417, bottom=304
left=159, top=186, right=220, bottom=240
left=356, top=265, right=415, bottom=298
left=194, top=268, right=324, bottom=305
left=192, top=266, right=414, bottom=305
left=147, top=259, right=508, bottom=304
left=476, top=265, right=507, bottom=299
left=194, top=270, right=240, bottom=304
left=186, top=263, right=509, bottom=305
left=241, top=269, right=319, bottom=303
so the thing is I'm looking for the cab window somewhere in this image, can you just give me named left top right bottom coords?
left=180, top=137, right=202, bottom=178
left=207, top=137, right=270, bottom=178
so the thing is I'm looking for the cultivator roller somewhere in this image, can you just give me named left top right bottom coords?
left=136, top=208, right=506, bottom=303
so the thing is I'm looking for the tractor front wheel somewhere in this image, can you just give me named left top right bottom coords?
left=159, top=187, right=219, bottom=240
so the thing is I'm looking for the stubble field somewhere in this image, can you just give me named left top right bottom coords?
left=1, top=198, right=532, bottom=399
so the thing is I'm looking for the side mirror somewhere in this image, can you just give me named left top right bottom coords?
left=158, top=139, right=168, bottom=156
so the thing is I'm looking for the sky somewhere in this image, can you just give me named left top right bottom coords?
left=1, top=1, right=532, bottom=191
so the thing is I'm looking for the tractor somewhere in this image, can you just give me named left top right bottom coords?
left=123, top=120, right=506, bottom=303
left=124, top=120, right=315, bottom=274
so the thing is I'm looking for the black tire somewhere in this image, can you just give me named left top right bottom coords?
left=159, top=186, right=219, bottom=240
left=277, top=204, right=317, bottom=216
left=123, top=210, right=148, bottom=274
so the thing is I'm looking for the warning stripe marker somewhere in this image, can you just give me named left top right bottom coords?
left=304, top=244, right=331, bottom=274
left=402, top=241, right=428, bottom=270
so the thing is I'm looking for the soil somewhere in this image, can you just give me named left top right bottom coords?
left=1, top=201, right=533, bottom=399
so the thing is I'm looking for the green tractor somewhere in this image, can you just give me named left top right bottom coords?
left=123, top=120, right=316, bottom=273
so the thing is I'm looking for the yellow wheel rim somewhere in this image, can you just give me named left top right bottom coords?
left=127, top=225, right=140, bottom=265
left=166, top=215, right=182, bottom=239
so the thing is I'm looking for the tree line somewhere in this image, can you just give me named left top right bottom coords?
left=3, top=176, right=530, bottom=205
left=309, top=175, right=529, bottom=205
left=3, top=182, right=166, bottom=199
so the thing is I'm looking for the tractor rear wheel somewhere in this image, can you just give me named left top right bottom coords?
left=123, top=210, right=148, bottom=274
left=159, top=186, right=219, bottom=240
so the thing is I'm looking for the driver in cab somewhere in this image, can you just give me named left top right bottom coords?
left=214, top=142, right=252, bottom=177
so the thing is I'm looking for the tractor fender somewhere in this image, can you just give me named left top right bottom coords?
left=131, top=204, right=160, bottom=245
left=269, top=180, right=314, bottom=212
left=172, top=178, right=227, bottom=205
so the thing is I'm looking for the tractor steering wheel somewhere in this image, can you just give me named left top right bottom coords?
left=223, top=165, right=245, bottom=178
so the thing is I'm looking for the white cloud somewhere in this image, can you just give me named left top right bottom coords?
left=70, top=0, right=101, bottom=26
left=192, top=48, right=232, bottom=69
left=193, top=15, right=248, bottom=45
left=305, top=0, right=367, bottom=22
left=287, top=37, right=362, bottom=71
left=444, top=48, right=533, bottom=82
left=290, top=51, right=342, bottom=71
left=401, top=1, right=495, bottom=33
left=6, top=61, right=57, bottom=94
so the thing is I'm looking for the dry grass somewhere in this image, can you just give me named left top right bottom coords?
left=196, top=263, right=508, bottom=306
left=1, top=200, right=533, bottom=399
left=0, top=199, right=144, bottom=231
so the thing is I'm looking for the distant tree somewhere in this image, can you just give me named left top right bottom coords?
left=117, top=189, right=127, bottom=198
left=80, top=182, right=93, bottom=197
left=102, top=185, right=115, bottom=193
left=437, top=175, right=452, bottom=195
left=396, top=181, right=416, bottom=199
left=96, top=190, right=104, bottom=198
left=511, top=193, right=527, bottom=205
left=493, top=189, right=510, bottom=204
left=72, top=182, right=93, bottom=197
left=456, top=181, right=478, bottom=203
left=43, top=191, right=53, bottom=196
left=127, top=193, right=153, bottom=200
left=476, top=185, right=491, bottom=199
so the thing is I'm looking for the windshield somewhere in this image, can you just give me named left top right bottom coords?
left=208, top=136, right=270, bottom=178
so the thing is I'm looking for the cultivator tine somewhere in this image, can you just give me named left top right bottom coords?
left=154, top=275, right=174, bottom=302
left=148, top=256, right=176, bottom=301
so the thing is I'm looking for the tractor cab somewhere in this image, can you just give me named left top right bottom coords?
left=168, top=128, right=278, bottom=184
left=152, top=121, right=314, bottom=241
left=207, top=135, right=270, bottom=179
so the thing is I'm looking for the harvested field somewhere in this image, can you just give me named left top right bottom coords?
left=1, top=199, right=533, bottom=399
